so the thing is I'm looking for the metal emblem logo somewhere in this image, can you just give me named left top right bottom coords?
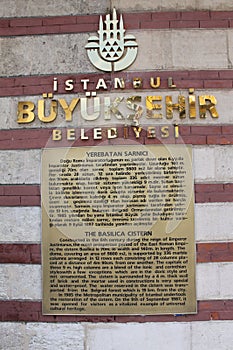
left=85, top=8, right=138, bottom=72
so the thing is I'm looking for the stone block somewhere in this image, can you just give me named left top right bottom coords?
left=0, top=323, right=27, bottom=349
left=196, top=263, right=221, bottom=300
left=219, top=263, right=233, bottom=298
left=195, top=203, right=233, bottom=242
left=226, top=30, right=233, bottom=67
left=85, top=322, right=190, bottom=350
left=196, top=262, right=233, bottom=300
left=112, top=0, right=233, bottom=11
left=128, top=29, right=229, bottom=71
left=0, top=322, right=84, bottom=350
left=191, top=321, right=233, bottom=350
left=0, top=264, right=41, bottom=300
left=0, top=0, right=108, bottom=17
left=0, top=150, right=40, bottom=184
left=171, top=30, right=228, bottom=70
left=129, top=31, right=173, bottom=71
left=193, top=146, right=216, bottom=181
left=0, top=207, right=41, bottom=243
left=25, top=323, right=84, bottom=350
left=193, top=145, right=233, bottom=182
left=0, top=34, right=94, bottom=77
left=215, top=146, right=233, bottom=181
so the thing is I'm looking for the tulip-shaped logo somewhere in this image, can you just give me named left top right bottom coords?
left=85, top=8, right=138, bottom=72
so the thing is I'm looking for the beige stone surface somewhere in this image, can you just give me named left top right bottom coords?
left=1, top=321, right=233, bottom=350
left=191, top=321, right=233, bottom=350
left=0, top=264, right=41, bottom=299
left=86, top=321, right=233, bottom=350
left=196, top=262, right=233, bottom=300
left=131, top=29, right=228, bottom=71
left=170, top=30, right=229, bottom=70
left=0, top=323, right=84, bottom=350
left=1, top=29, right=232, bottom=77
left=85, top=322, right=191, bottom=350
left=195, top=203, right=233, bottom=243
left=194, top=145, right=233, bottom=183
left=225, top=30, right=233, bottom=70
left=0, top=149, right=41, bottom=184
left=2, top=0, right=233, bottom=18
left=0, top=207, right=40, bottom=243
left=0, top=0, right=109, bottom=17
left=112, top=0, right=233, bottom=11
left=0, top=34, right=93, bottom=77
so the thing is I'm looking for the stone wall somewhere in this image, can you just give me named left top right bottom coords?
left=1, top=1, right=233, bottom=349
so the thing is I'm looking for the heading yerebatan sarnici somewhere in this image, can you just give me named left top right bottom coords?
left=17, top=76, right=219, bottom=142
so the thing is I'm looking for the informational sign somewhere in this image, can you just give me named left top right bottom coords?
left=41, top=144, right=196, bottom=315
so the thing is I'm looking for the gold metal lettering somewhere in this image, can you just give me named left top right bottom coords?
left=17, top=102, right=35, bottom=123
left=81, top=97, right=100, bottom=121
left=96, top=78, right=108, bottom=90
left=189, top=88, right=196, bottom=118
left=161, top=126, right=169, bottom=138
left=199, top=95, right=219, bottom=118
left=147, top=126, right=156, bottom=138
left=65, top=79, right=74, bottom=91
left=132, top=126, right=142, bottom=138
left=168, top=77, right=176, bottom=88
left=114, top=78, right=125, bottom=89
left=81, top=129, right=88, bottom=140
left=146, top=96, right=162, bottom=119
left=38, top=94, right=57, bottom=123
left=67, top=129, right=76, bottom=141
left=104, top=97, right=111, bottom=120
left=150, top=77, right=161, bottom=88
left=124, top=125, right=128, bottom=138
left=174, top=124, right=179, bottom=138
left=81, top=79, right=90, bottom=90
left=106, top=97, right=124, bottom=120
left=58, top=98, right=80, bottom=121
left=126, top=96, right=143, bottom=126
left=107, top=128, right=118, bottom=139
left=166, top=96, right=186, bottom=119
left=53, top=78, right=58, bottom=92
left=52, top=129, right=62, bottom=141
left=93, top=128, right=102, bottom=139
left=133, top=78, right=142, bottom=89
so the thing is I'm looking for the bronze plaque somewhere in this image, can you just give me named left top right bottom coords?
left=41, top=145, right=196, bottom=315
